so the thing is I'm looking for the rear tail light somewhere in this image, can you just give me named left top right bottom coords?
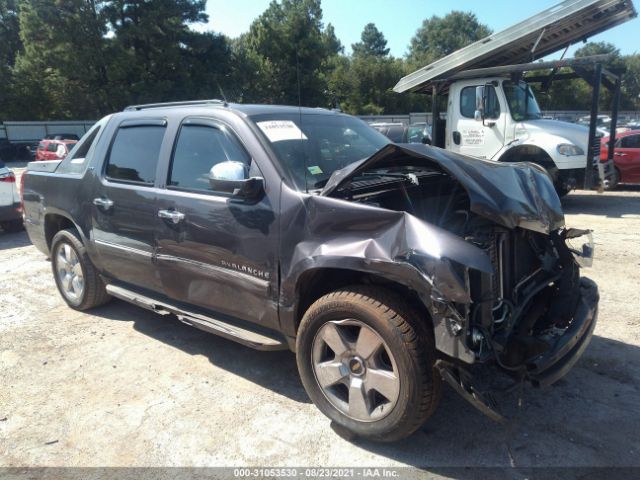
left=0, top=171, right=16, bottom=183
left=20, top=171, right=26, bottom=213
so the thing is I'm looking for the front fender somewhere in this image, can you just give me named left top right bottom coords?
left=498, top=134, right=587, bottom=170
left=278, top=194, right=492, bottom=363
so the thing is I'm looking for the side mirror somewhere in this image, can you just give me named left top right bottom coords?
left=474, top=86, right=485, bottom=122
left=209, top=161, right=264, bottom=200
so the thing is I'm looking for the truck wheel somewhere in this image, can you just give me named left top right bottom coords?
left=1, top=219, right=23, bottom=233
left=296, top=286, right=441, bottom=442
left=51, top=228, right=111, bottom=310
left=553, top=181, right=571, bottom=197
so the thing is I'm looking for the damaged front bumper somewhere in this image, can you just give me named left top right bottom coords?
left=527, top=277, right=599, bottom=387
left=438, top=277, right=598, bottom=422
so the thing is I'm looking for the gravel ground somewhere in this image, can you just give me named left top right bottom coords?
left=1, top=187, right=639, bottom=471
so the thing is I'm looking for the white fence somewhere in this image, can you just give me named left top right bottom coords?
left=0, top=121, right=96, bottom=143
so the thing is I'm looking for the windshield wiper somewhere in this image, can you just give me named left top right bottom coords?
left=364, top=171, right=419, bottom=185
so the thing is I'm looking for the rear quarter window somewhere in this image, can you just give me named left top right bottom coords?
left=106, top=124, right=166, bottom=184
left=56, top=119, right=107, bottom=175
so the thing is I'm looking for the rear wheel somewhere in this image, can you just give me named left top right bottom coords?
left=51, top=228, right=111, bottom=310
left=296, top=286, right=441, bottom=442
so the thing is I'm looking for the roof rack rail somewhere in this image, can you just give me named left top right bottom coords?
left=124, top=99, right=226, bottom=111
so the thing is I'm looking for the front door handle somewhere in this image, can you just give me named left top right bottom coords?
left=93, top=197, right=114, bottom=210
left=452, top=131, right=461, bottom=145
left=158, top=209, right=185, bottom=224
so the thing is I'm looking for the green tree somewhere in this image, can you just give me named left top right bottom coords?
left=11, top=0, right=112, bottom=119
left=328, top=55, right=426, bottom=115
left=621, top=54, right=640, bottom=110
left=104, top=0, right=225, bottom=107
left=243, top=0, right=342, bottom=106
left=0, top=0, right=22, bottom=118
left=407, top=11, right=492, bottom=67
left=352, top=23, right=389, bottom=57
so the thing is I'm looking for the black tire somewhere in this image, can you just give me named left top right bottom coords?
left=51, top=228, right=111, bottom=310
left=296, top=285, right=441, bottom=442
left=1, top=219, right=23, bottom=233
left=554, top=181, right=571, bottom=198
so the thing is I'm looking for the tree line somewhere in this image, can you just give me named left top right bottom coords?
left=1, top=0, right=638, bottom=121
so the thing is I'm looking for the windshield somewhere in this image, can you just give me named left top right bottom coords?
left=503, top=80, right=542, bottom=121
left=250, top=113, right=390, bottom=191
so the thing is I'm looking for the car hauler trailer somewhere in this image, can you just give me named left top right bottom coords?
left=394, top=0, right=637, bottom=194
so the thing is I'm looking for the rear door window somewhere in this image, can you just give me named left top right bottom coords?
left=106, top=123, right=166, bottom=185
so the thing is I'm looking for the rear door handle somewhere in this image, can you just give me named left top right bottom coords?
left=93, top=197, right=114, bottom=210
left=614, top=152, right=627, bottom=156
left=158, top=209, right=185, bottom=224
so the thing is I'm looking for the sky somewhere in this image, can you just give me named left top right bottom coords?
left=198, top=0, right=640, bottom=59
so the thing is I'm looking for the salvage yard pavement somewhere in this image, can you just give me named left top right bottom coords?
left=1, top=189, right=639, bottom=470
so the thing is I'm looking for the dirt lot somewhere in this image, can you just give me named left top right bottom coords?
left=1, top=187, right=639, bottom=471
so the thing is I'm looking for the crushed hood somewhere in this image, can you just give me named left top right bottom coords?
left=321, top=143, right=564, bottom=234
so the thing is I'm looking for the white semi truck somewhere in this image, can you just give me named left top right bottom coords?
left=394, top=0, right=637, bottom=195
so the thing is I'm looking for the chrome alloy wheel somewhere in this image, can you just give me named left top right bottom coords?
left=55, top=243, right=85, bottom=301
left=311, top=319, right=400, bottom=422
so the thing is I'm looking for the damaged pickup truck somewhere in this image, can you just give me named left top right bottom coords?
left=22, top=101, right=598, bottom=442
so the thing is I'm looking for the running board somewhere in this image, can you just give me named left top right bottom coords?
left=105, top=284, right=288, bottom=351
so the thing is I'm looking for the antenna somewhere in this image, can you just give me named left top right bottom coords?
left=217, top=81, right=229, bottom=106
left=296, top=48, right=308, bottom=192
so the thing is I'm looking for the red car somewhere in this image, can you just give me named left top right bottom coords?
left=35, top=139, right=78, bottom=161
left=600, top=130, right=640, bottom=189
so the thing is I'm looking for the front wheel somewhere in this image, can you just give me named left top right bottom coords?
left=296, top=286, right=441, bottom=442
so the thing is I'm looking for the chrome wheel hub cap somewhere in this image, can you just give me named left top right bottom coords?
left=56, top=243, right=84, bottom=301
left=311, top=319, right=400, bottom=422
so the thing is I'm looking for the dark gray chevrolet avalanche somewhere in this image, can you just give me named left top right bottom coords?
left=22, top=100, right=598, bottom=441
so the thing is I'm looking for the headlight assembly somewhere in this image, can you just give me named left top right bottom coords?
left=557, top=143, right=584, bottom=156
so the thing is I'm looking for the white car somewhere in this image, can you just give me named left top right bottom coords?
left=0, top=160, right=23, bottom=233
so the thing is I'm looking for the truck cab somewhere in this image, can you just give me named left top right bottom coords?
left=445, top=77, right=589, bottom=194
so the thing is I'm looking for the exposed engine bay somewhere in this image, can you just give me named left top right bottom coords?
left=328, top=154, right=596, bottom=383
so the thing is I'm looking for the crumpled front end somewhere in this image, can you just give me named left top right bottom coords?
left=313, top=143, right=599, bottom=415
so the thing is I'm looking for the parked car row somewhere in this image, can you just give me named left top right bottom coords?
left=369, top=122, right=432, bottom=145
left=0, top=133, right=80, bottom=162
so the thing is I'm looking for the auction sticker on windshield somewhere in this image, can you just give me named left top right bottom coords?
left=257, top=120, right=308, bottom=142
